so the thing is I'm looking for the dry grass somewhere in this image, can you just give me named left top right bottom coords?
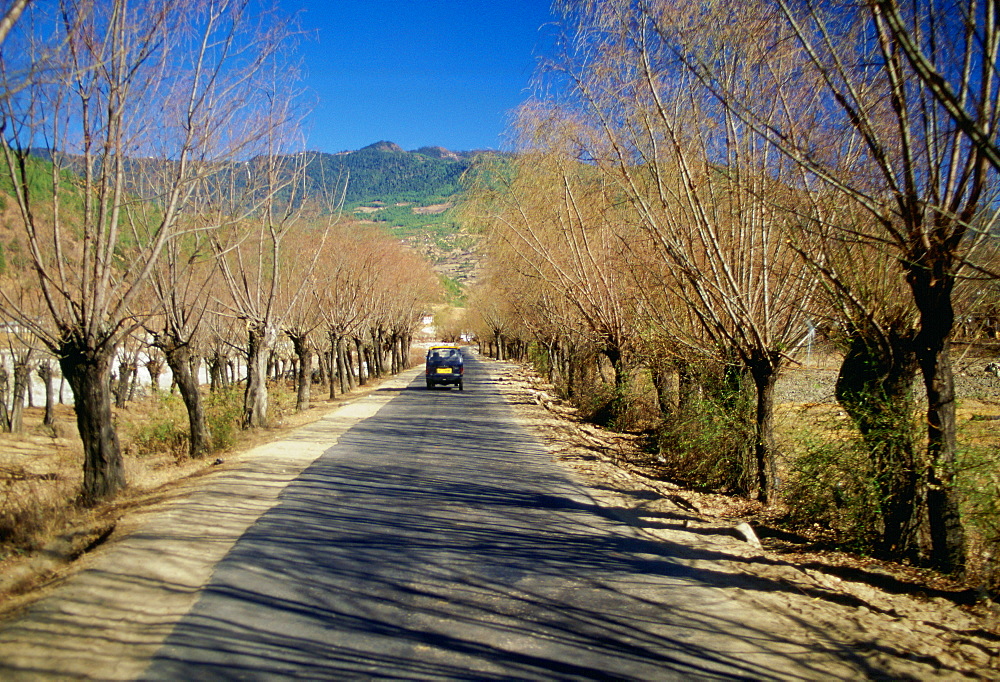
left=774, top=367, right=1000, bottom=594
left=0, top=405, right=81, bottom=555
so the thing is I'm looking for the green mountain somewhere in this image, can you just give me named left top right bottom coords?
left=292, top=142, right=492, bottom=297
left=25, top=141, right=491, bottom=295
left=301, top=141, right=482, bottom=205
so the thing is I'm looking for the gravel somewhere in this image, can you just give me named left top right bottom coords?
left=776, top=357, right=1000, bottom=405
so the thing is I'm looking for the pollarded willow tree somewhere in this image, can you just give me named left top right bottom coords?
left=649, top=0, right=998, bottom=573
left=213, top=151, right=335, bottom=430
left=538, top=6, right=823, bottom=501
left=465, top=129, right=643, bottom=423
left=315, top=224, right=383, bottom=399
left=147, top=225, right=221, bottom=456
left=0, top=0, right=300, bottom=503
left=867, top=0, right=1000, bottom=174
left=552, top=0, right=1000, bottom=572
left=798, top=197, right=926, bottom=557
left=148, top=112, right=319, bottom=449
left=281, top=231, right=326, bottom=412
left=375, top=245, right=443, bottom=372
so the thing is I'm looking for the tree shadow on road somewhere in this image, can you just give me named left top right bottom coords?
left=135, top=390, right=921, bottom=681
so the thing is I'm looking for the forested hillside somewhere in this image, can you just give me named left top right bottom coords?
left=302, top=141, right=479, bottom=204
left=295, top=141, right=488, bottom=295
left=22, top=140, right=485, bottom=299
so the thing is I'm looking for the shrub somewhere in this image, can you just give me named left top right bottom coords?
left=206, top=384, right=243, bottom=450
left=265, top=383, right=295, bottom=426
left=575, top=382, right=622, bottom=428
left=956, top=441, right=1000, bottom=594
left=130, top=418, right=188, bottom=459
left=655, top=389, right=755, bottom=493
left=122, top=393, right=188, bottom=459
left=782, top=417, right=883, bottom=552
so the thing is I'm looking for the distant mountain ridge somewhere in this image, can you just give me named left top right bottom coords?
left=17, top=141, right=487, bottom=293
left=26, top=140, right=491, bottom=207
left=301, top=141, right=491, bottom=205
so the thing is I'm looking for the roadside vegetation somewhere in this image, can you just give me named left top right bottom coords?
left=2, top=0, right=999, bottom=612
left=459, top=0, right=1000, bottom=594
left=0, top=0, right=440, bottom=563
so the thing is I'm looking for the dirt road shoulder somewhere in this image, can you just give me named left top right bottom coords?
left=490, top=360, right=1000, bottom=679
left=0, top=371, right=415, bottom=681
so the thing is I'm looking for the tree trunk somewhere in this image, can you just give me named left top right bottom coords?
left=344, top=341, right=356, bottom=390
left=0, top=365, right=10, bottom=431
left=364, top=345, right=376, bottom=382
left=402, top=332, right=413, bottom=367
left=836, top=330, right=923, bottom=560
left=563, top=340, right=576, bottom=398
left=127, top=362, right=140, bottom=401
left=8, top=356, right=31, bottom=433
left=146, top=358, right=163, bottom=393
left=37, top=361, right=55, bottom=427
left=163, top=341, right=211, bottom=457
left=189, top=355, right=203, bottom=390
left=749, top=358, right=780, bottom=504
left=113, top=361, right=131, bottom=408
left=325, top=347, right=337, bottom=400
left=335, top=335, right=350, bottom=395
left=919, top=341, right=966, bottom=573
left=910, top=267, right=966, bottom=574
left=368, top=329, right=380, bottom=378
left=677, top=361, right=699, bottom=412
left=355, top=337, right=367, bottom=386
left=59, top=341, right=126, bottom=505
left=380, top=330, right=390, bottom=375
left=209, top=353, right=225, bottom=392
left=289, top=333, right=312, bottom=411
left=650, top=363, right=676, bottom=419
left=604, top=344, right=629, bottom=424
left=243, top=324, right=274, bottom=429
left=315, top=350, right=327, bottom=387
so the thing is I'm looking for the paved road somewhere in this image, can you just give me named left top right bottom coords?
left=141, top=353, right=856, bottom=680
left=0, top=352, right=876, bottom=680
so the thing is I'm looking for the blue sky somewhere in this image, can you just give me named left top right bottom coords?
left=287, top=1, right=559, bottom=153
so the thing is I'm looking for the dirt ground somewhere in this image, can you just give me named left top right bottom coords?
left=0, top=360, right=999, bottom=678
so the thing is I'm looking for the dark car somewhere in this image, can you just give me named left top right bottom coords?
left=425, top=345, right=464, bottom=390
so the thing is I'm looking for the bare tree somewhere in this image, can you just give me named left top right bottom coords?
left=315, top=226, right=377, bottom=398
left=1, top=329, right=33, bottom=433
left=866, top=0, right=1000, bottom=173
left=467, top=138, right=642, bottom=421
left=214, top=151, right=335, bottom=428
left=0, top=0, right=28, bottom=49
left=0, top=0, right=300, bottom=503
left=796, top=198, right=925, bottom=557
left=281, top=227, right=334, bottom=411
left=537, top=7, right=823, bottom=501
left=609, top=0, right=1000, bottom=571
left=148, top=242, right=219, bottom=455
